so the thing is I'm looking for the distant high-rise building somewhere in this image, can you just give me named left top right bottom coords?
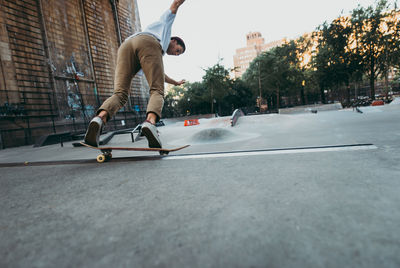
left=233, top=32, right=286, bottom=78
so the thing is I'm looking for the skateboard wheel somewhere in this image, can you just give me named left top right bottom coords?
left=105, top=152, right=112, bottom=160
left=159, top=151, right=169, bottom=156
left=97, top=154, right=106, bottom=163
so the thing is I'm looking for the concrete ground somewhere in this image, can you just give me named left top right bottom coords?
left=1, top=103, right=399, bottom=268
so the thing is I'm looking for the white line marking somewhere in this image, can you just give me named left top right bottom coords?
left=164, top=145, right=378, bottom=160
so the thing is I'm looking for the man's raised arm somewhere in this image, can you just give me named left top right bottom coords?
left=165, top=74, right=185, bottom=86
left=170, top=0, right=186, bottom=14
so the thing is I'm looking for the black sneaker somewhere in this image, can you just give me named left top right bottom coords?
left=84, top=116, right=104, bottom=147
left=141, top=120, right=162, bottom=148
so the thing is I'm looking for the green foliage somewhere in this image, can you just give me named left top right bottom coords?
left=163, top=0, right=400, bottom=118
left=349, top=0, right=398, bottom=98
left=311, top=17, right=356, bottom=103
left=308, top=0, right=399, bottom=101
left=162, top=63, right=255, bottom=118
left=202, top=62, right=232, bottom=101
left=243, top=41, right=304, bottom=109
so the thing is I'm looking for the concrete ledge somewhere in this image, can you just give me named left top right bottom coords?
left=34, top=132, right=71, bottom=147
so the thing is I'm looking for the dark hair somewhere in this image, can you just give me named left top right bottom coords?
left=171, top=36, right=186, bottom=53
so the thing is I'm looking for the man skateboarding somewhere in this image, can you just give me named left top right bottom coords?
left=84, top=0, right=186, bottom=148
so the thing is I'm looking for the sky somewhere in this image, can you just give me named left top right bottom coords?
left=136, top=0, right=380, bottom=83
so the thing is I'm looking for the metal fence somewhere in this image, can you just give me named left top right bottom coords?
left=0, top=89, right=148, bottom=148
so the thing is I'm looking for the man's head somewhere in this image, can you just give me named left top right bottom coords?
left=166, top=36, right=186, bottom=56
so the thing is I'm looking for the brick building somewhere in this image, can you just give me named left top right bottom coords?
left=0, top=0, right=149, bottom=148
left=233, top=32, right=286, bottom=78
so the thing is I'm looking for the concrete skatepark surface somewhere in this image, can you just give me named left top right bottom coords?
left=1, top=102, right=399, bottom=267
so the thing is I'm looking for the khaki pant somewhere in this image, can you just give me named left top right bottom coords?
left=98, top=34, right=165, bottom=121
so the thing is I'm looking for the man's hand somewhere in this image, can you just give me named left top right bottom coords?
left=170, top=0, right=186, bottom=14
left=175, top=79, right=186, bottom=86
left=165, top=75, right=185, bottom=86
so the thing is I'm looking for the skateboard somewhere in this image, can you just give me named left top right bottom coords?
left=80, top=142, right=190, bottom=163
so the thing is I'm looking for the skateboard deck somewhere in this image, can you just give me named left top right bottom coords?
left=80, top=142, right=190, bottom=163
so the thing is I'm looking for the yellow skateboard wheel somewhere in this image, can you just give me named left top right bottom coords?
left=97, top=154, right=106, bottom=163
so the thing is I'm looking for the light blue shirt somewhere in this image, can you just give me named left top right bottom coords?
left=128, top=9, right=176, bottom=55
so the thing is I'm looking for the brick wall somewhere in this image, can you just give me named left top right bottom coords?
left=0, top=0, right=148, bottom=148
left=1, top=0, right=50, bottom=110
left=117, top=0, right=148, bottom=112
left=84, top=0, right=118, bottom=96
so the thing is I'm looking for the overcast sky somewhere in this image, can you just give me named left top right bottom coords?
left=136, top=0, right=380, bottom=83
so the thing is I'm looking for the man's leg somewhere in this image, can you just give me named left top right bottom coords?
left=98, top=39, right=139, bottom=120
left=97, top=110, right=108, bottom=123
left=137, top=36, right=165, bottom=147
left=84, top=38, right=139, bottom=146
left=146, top=112, right=158, bottom=125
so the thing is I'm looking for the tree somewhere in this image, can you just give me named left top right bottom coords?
left=272, top=43, right=303, bottom=107
left=295, top=35, right=314, bottom=105
left=162, top=84, right=186, bottom=118
left=311, top=15, right=357, bottom=104
left=350, top=0, right=395, bottom=99
left=202, top=62, right=232, bottom=115
left=223, top=79, right=254, bottom=114
left=243, top=43, right=302, bottom=110
left=181, top=82, right=210, bottom=115
left=244, top=52, right=278, bottom=110
left=379, top=6, right=400, bottom=97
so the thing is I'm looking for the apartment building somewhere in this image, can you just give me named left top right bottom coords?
left=233, top=32, right=286, bottom=78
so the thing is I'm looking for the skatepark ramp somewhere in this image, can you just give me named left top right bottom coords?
left=231, top=109, right=244, bottom=127
left=189, top=128, right=235, bottom=143
left=279, top=103, right=343, bottom=114
left=390, top=97, right=400, bottom=105
left=186, top=124, right=259, bottom=145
